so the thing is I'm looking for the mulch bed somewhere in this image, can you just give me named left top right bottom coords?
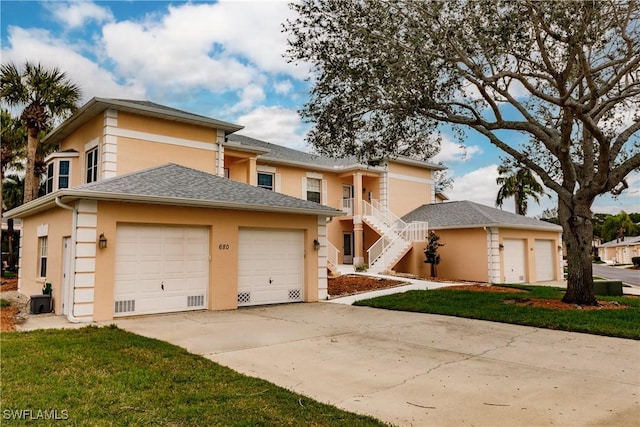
left=1, top=278, right=22, bottom=332
left=328, top=275, right=406, bottom=298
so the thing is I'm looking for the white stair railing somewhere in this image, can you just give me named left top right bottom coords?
left=368, top=221, right=429, bottom=271
left=327, top=241, right=340, bottom=266
left=363, top=200, right=407, bottom=233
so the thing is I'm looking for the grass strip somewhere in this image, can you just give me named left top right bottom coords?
left=354, top=285, right=640, bottom=340
left=1, top=326, right=385, bottom=426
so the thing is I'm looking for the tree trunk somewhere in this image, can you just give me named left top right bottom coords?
left=430, top=263, right=437, bottom=277
left=559, top=197, right=598, bottom=305
left=23, top=127, right=39, bottom=203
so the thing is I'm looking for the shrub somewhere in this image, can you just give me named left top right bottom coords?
left=632, top=257, right=640, bottom=268
left=355, top=263, right=369, bottom=272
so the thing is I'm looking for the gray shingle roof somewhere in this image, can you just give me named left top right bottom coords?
left=598, top=235, right=640, bottom=247
left=402, top=201, right=562, bottom=231
left=227, top=134, right=358, bottom=168
left=76, top=163, right=342, bottom=215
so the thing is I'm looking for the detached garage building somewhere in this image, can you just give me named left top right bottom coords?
left=399, top=201, right=564, bottom=284
left=7, top=164, right=341, bottom=322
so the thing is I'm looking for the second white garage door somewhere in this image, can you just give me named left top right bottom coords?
left=114, top=224, right=209, bottom=317
left=535, top=239, right=555, bottom=282
left=238, top=229, right=304, bottom=306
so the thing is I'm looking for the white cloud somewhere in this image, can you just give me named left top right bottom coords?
left=44, top=1, right=114, bottom=29
left=274, top=80, right=293, bottom=95
left=431, top=136, right=482, bottom=163
left=100, top=1, right=308, bottom=98
left=236, top=106, right=309, bottom=151
left=447, top=165, right=501, bottom=208
left=1, top=27, right=144, bottom=103
left=447, top=164, right=555, bottom=217
left=229, top=84, right=266, bottom=114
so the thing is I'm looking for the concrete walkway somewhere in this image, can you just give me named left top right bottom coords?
left=111, top=304, right=640, bottom=427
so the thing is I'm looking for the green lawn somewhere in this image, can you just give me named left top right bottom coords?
left=0, top=326, right=384, bottom=426
left=354, top=285, right=640, bottom=340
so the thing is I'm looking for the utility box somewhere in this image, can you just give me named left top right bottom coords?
left=30, top=294, right=52, bottom=314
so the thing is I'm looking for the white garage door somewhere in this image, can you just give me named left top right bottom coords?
left=535, top=239, right=555, bottom=282
left=503, top=239, right=526, bottom=283
left=114, top=224, right=209, bottom=317
left=238, top=229, right=304, bottom=306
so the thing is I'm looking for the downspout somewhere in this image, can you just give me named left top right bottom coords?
left=55, top=197, right=80, bottom=323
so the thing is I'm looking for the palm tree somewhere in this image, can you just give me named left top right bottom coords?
left=0, top=62, right=81, bottom=203
left=495, top=163, right=545, bottom=216
left=1, top=109, right=26, bottom=212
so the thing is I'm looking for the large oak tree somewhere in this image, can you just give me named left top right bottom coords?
left=286, top=0, right=640, bottom=304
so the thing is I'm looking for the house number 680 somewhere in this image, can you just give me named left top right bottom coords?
left=218, top=244, right=230, bottom=250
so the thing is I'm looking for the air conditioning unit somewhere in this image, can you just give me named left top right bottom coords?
left=30, top=294, right=52, bottom=314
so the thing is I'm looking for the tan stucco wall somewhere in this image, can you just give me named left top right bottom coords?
left=116, top=137, right=216, bottom=175
left=387, top=162, right=433, bottom=217
left=18, top=208, right=73, bottom=313
left=117, top=112, right=218, bottom=143
left=393, top=229, right=488, bottom=281
left=56, top=114, right=104, bottom=187
left=92, top=202, right=321, bottom=321
left=498, top=228, right=563, bottom=283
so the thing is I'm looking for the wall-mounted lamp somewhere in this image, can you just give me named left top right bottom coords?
left=98, top=233, right=108, bottom=249
left=498, top=243, right=504, bottom=251
left=313, top=239, right=321, bottom=251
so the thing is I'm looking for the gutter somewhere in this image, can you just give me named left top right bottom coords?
left=55, top=197, right=80, bottom=323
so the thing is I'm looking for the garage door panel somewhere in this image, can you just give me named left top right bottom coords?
left=503, top=239, right=526, bottom=283
left=535, top=240, right=555, bottom=282
left=114, top=224, right=209, bottom=317
left=238, top=229, right=304, bottom=307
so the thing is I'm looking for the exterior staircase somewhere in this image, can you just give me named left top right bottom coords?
left=363, top=200, right=428, bottom=273
left=326, top=241, right=342, bottom=277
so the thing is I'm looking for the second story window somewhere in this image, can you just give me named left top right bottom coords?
left=86, top=147, right=98, bottom=183
left=257, top=172, right=274, bottom=191
left=307, top=178, right=321, bottom=203
left=46, top=163, right=54, bottom=194
left=44, top=159, right=72, bottom=194
left=58, top=160, right=70, bottom=189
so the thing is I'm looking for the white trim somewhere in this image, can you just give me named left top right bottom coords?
left=275, top=173, right=281, bottom=192
left=387, top=172, right=433, bottom=185
left=306, top=171, right=323, bottom=179
left=321, top=179, right=328, bottom=206
left=84, top=138, right=99, bottom=151
left=257, top=164, right=277, bottom=173
left=317, top=216, right=328, bottom=300
left=106, top=127, right=218, bottom=152
left=37, top=224, right=49, bottom=237
left=486, top=227, right=501, bottom=284
left=44, top=151, right=80, bottom=162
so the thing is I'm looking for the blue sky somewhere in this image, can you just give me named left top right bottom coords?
left=2, top=0, right=638, bottom=217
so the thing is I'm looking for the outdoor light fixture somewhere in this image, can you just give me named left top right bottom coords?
left=98, top=233, right=108, bottom=249
left=498, top=243, right=504, bottom=251
left=313, top=239, right=321, bottom=251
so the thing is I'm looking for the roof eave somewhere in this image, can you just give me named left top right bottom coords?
left=428, top=222, right=563, bottom=232
left=4, top=189, right=343, bottom=218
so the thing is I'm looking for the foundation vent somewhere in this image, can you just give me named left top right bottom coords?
left=115, top=300, right=135, bottom=314
left=187, top=295, right=205, bottom=307
left=237, top=292, right=251, bottom=304
left=288, top=289, right=302, bottom=300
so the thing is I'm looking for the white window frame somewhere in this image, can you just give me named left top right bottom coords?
left=38, top=236, right=48, bottom=278
left=306, top=177, right=322, bottom=204
left=86, top=147, right=99, bottom=183
left=46, top=163, right=55, bottom=194
left=44, top=158, right=73, bottom=194
left=257, top=172, right=274, bottom=191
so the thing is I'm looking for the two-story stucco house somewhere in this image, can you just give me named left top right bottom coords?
left=5, top=98, right=563, bottom=322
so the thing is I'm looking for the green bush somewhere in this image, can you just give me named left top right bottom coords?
left=355, top=263, right=369, bottom=272
left=632, top=256, right=640, bottom=268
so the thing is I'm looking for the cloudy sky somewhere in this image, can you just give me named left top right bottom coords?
left=2, top=0, right=638, bottom=217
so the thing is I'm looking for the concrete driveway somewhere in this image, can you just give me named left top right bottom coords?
left=114, top=303, right=639, bottom=427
